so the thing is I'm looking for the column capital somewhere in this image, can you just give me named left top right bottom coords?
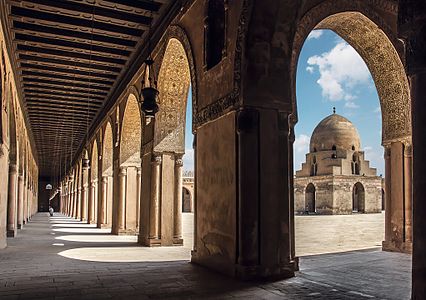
left=175, top=154, right=184, bottom=167
left=119, top=166, right=127, bottom=175
left=9, top=164, right=18, bottom=173
left=101, top=175, right=108, bottom=183
left=151, top=154, right=162, bottom=165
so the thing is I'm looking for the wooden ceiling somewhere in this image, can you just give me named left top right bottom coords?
left=1, top=0, right=178, bottom=177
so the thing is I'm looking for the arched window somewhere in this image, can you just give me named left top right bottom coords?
left=332, top=145, right=337, bottom=151
left=352, top=153, right=360, bottom=175
left=205, top=0, right=227, bottom=70
left=310, top=155, right=317, bottom=176
left=352, top=145, right=355, bottom=150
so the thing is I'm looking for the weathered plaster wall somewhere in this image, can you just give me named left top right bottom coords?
left=193, top=112, right=236, bottom=276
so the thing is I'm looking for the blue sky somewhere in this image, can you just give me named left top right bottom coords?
left=183, top=29, right=384, bottom=175
left=294, top=29, right=384, bottom=175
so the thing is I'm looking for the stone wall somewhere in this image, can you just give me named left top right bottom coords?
left=295, top=175, right=382, bottom=214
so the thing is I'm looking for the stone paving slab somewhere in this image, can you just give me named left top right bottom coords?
left=0, top=213, right=411, bottom=299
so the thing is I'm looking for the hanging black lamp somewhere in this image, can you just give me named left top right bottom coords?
left=82, top=158, right=90, bottom=170
left=140, top=59, right=159, bottom=117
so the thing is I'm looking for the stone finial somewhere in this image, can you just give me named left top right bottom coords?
left=333, top=107, right=336, bottom=114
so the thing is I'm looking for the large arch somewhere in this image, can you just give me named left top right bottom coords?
left=291, top=1, right=412, bottom=254
left=139, top=31, right=194, bottom=247
left=88, top=140, right=99, bottom=224
left=113, top=94, right=141, bottom=235
left=99, top=121, right=114, bottom=228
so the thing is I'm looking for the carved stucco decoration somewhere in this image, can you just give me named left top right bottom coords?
left=102, top=121, right=114, bottom=176
left=291, top=0, right=411, bottom=144
left=154, top=38, right=191, bottom=154
left=119, top=93, right=142, bottom=166
left=153, top=25, right=198, bottom=133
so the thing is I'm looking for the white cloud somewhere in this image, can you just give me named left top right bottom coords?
left=182, top=149, right=194, bottom=171
left=306, top=66, right=314, bottom=74
left=345, top=101, right=359, bottom=109
left=307, top=30, right=324, bottom=40
left=307, top=42, right=372, bottom=102
left=294, top=134, right=310, bottom=153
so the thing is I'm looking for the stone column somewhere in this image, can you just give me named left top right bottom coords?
left=289, top=124, right=297, bottom=268
left=149, top=155, right=161, bottom=240
left=98, top=176, right=108, bottom=227
left=17, top=175, right=24, bottom=228
left=136, top=167, right=141, bottom=229
left=81, top=186, right=87, bottom=221
left=7, top=164, right=18, bottom=237
left=383, top=145, right=392, bottom=247
left=88, top=182, right=96, bottom=224
left=73, top=189, right=78, bottom=219
left=117, top=167, right=127, bottom=232
left=173, top=155, right=183, bottom=243
left=404, top=142, right=413, bottom=244
left=23, top=180, right=28, bottom=224
left=76, top=188, right=82, bottom=220
left=236, top=108, right=260, bottom=273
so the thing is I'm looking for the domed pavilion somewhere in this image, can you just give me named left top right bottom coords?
left=294, top=110, right=382, bottom=215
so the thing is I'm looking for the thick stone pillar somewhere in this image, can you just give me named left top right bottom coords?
left=173, top=155, right=183, bottom=244
left=149, top=155, right=161, bottom=241
left=410, top=71, right=426, bottom=298
left=112, top=167, right=126, bottom=234
left=7, top=164, right=18, bottom=237
left=98, top=176, right=108, bottom=228
left=382, top=142, right=411, bottom=252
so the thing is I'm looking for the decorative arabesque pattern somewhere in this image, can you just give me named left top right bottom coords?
left=291, top=1, right=411, bottom=143
left=154, top=38, right=190, bottom=153
left=317, top=12, right=411, bottom=143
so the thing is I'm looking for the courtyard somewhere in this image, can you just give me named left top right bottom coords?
left=0, top=212, right=410, bottom=299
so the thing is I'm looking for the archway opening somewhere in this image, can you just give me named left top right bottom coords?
left=182, top=187, right=192, bottom=213
left=117, top=94, right=142, bottom=235
left=353, top=182, right=365, bottom=213
left=100, top=122, right=114, bottom=228
left=139, top=35, right=195, bottom=248
left=305, top=183, right=316, bottom=213
left=293, top=9, right=410, bottom=258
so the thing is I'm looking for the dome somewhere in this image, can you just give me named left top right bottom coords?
left=309, top=113, right=361, bottom=152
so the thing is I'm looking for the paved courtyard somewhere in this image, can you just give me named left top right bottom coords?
left=0, top=212, right=411, bottom=299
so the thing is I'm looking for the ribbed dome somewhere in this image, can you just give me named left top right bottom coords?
left=310, top=113, right=361, bottom=152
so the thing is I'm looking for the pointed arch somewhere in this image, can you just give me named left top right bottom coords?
left=120, top=94, right=142, bottom=167
left=154, top=38, right=191, bottom=153
left=102, top=121, right=114, bottom=176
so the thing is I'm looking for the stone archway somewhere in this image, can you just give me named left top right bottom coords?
left=291, top=2, right=412, bottom=253
left=99, top=121, right=114, bottom=228
left=182, top=187, right=192, bottom=213
left=353, top=182, right=365, bottom=213
left=113, top=94, right=141, bottom=235
left=139, top=32, right=194, bottom=247
left=305, top=183, right=316, bottom=213
left=88, top=141, right=99, bottom=224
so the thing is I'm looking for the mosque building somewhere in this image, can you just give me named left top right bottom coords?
left=294, top=110, right=382, bottom=214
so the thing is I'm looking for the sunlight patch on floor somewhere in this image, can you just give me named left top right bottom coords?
left=58, top=246, right=191, bottom=262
